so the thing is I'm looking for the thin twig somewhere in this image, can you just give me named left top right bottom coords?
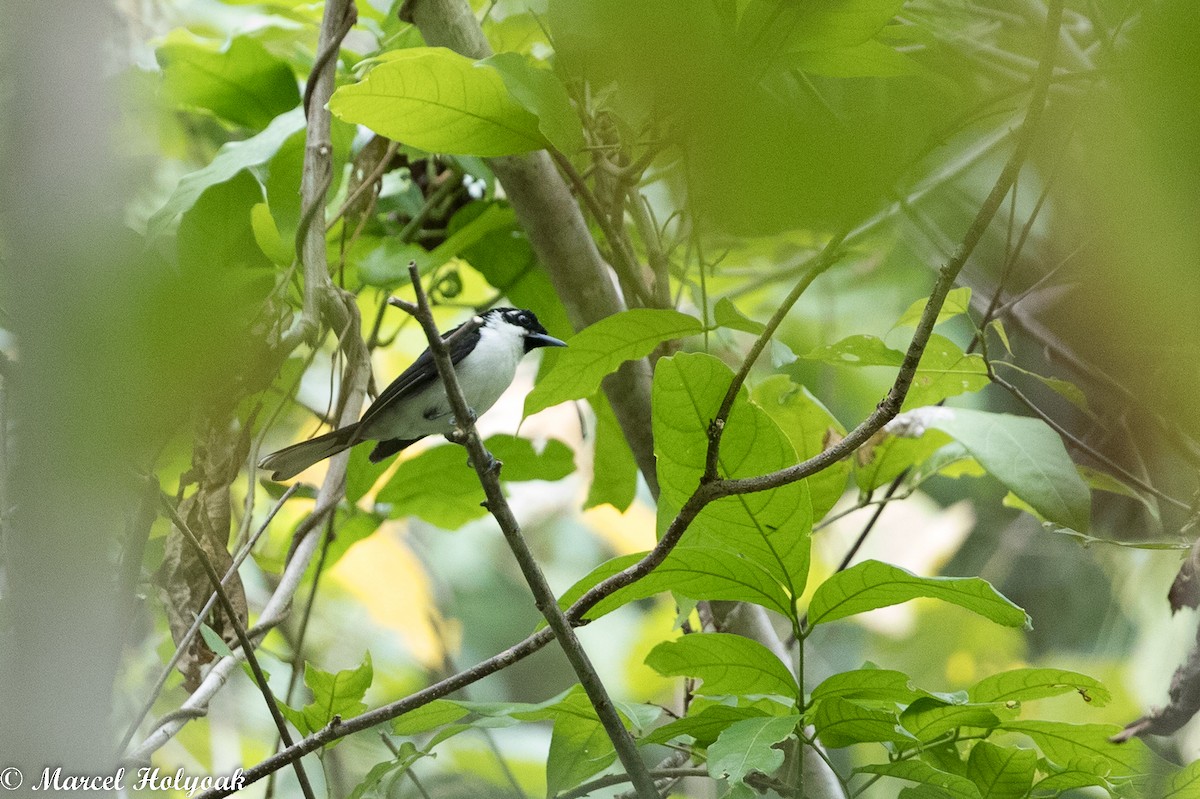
left=158, top=495, right=318, bottom=799
left=703, top=229, right=850, bottom=483
left=394, top=262, right=660, bottom=799
left=557, top=768, right=708, bottom=799
left=119, top=483, right=299, bottom=754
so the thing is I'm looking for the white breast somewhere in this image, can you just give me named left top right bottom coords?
left=361, top=321, right=525, bottom=441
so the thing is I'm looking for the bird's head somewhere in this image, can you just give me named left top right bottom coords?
left=484, top=308, right=568, bottom=353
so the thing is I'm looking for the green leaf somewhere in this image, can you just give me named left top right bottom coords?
left=792, top=39, right=922, bottom=78
left=148, top=107, right=306, bottom=237
left=1030, top=763, right=1113, bottom=797
left=857, top=761, right=982, bottom=799
left=546, top=711, right=616, bottom=795
left=348, top=743, right=428, bottom=799
left=914, top=407, right=1092, bottom=531
left=969, top=668, right=1111, bottom=707
left=803, top=334, right=905, bottom=366
left=375, top=444, right=488, bottom=529
left=584, top=392, right=639, bottom=512
left=896, top=287, right=973, bottom=329
left=524, top=310, right=703, bottom=416
left=900, top=698, right=1003, bottom=742
left=391, top=699, right=470, bottom=735
left=375, top=435, right=569, bottom=528
left=358, top=202, right=518, bottom=287
left=993, top=361, right=1093, bottom=416
left=1079, top=466, right=1159, bottom=520
left=1000, top=721, right=1151, bottom=777
left=751, top=376, right=849, bottom=521
left=714, top=297, right=767, bottom=334
left=811, top=696, right=914, bottom=748
left=301, top=508, right=382, bottom=584
left=176, top=169, right=272, bottom=273
left=810, top=667, right=930, bottom=706
left=967, top=741, right=1037, bottom=799
left=708, top=715, right=800, bottom=784
left=482, top=52, right=585, bottom=154
left=330, top=47, right=546, bottom=157
left=902, top=335, right=991, bottom=409
left=807, top=560, right=1030, bottom=629
left=855, top=430, right=953, bottom=492
left=642, top=705, right=770, bottom=747
left=345, top=442, right=392, bottom=504
left=1164, top=758, right=1200, bottom=799
left=250, top=202, right=292, bottom=265
left=157, top=35, right=301, bottom=129
left=739, top=0, right=906, bottom=51
left=487, top=435, right=575, bottom=481
left=645, top=633, right=799, bottom=699
left=281, top=653, right=373, bottom=737
left=653, top=353, right=812, bottom=606
left=552, top=540, right=796, bottom=622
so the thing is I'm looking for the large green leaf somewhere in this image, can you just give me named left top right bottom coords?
left=810, top=667, right=931, bottom=706
left=1000, top=721, right=1151, bottom=777
left=807, top=560, right=1030, bottom=629
left=966, top=741, right=1037, bottom=799
left=752, top=376, right=849, bottom=521
left=374, top=436, right=573, bottom=529
left=524, top=310, right=703, bottom=416
left=330, top=47, right=546, bottom=157
left=707, top=715, right=799, bottom=784
left=969, top=668, right=1111, bottom=707
left=482, top=52, right=584, bottom=154
left=653, top=353, right=812, bottom=605
left=645, top=633, right=799, bottom=699
left=148, top=107, right=305, bottom=237
left=157, top=35, right=300, bottom=129
left=913, top=408, right=1092, bottom=531
left=856, top=761, right=982, bottom=799
left=811, top=696, right=914, bottom=748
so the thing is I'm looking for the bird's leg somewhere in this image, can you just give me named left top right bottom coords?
left=445, top=407, right=478, bottom=445
left=444, top=407, right=501, bottom=472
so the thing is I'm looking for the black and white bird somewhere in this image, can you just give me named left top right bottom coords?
left=259, top=307, right=566, bottom=481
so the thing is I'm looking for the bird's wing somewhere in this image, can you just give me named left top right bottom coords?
left=356, top=320, right=483, bottom=432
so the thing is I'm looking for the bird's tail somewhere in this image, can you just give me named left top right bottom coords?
left=258, top=423, right=361, bottom=481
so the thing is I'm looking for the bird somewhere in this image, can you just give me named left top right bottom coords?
left=259, top=307, right=566, bottom=481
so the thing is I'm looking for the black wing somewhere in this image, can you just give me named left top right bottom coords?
left=357, top=320, right=483, bottom=431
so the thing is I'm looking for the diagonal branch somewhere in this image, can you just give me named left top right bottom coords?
left=393, top=262, right=660, bottom=799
